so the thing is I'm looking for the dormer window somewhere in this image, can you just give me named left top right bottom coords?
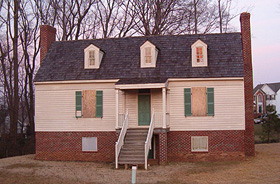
left=84, top=44, right=104, bottom=69
left=145, top=47, right=152, bottom=64
left=140, top=41, right=158, bottom=68
left=89, top=50, right=95, bottom=66
left=191, top=40, right=208, bottom=67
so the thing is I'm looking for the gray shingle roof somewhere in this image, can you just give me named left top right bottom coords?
left=34, top=33, right=244, bottom=83
left=254, top=82, right=280, bottom=94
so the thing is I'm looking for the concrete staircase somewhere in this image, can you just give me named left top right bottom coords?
left=118, top=128, right=148, bottom=165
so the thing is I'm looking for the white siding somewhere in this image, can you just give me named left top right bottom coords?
left=168, top=80, right=245, bottom=131
left=122, top=89, right=163, bottom=128
left=35, top=83, right=116, bottom=132
left=276, top=90, right=280, bottom=114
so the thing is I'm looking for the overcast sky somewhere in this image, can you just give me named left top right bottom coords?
left=231, top=0, right=280, bottom=87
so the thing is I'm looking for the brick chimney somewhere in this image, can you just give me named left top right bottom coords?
left=240, top=12, right=255, bottom=156
left=40, top=25, right=56, bottom=64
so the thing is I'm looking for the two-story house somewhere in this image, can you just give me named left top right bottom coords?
left=34, top=13, right=254, bottom=169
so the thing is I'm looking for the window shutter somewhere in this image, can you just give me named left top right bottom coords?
left=207, top=88, right=214, bottom=116
left=96, top=91, right=103, bottom=118
left=76, top=91, right=82, bottom=117
left=184, top=88, right=192, bottom=116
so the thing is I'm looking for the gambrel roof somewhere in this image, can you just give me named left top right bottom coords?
left=34, top=33, right=244, bottom=84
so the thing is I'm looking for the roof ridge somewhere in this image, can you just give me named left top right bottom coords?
left=53, top=32, right=242, bottom=43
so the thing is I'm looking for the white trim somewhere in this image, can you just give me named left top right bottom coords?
left=191, top=39, right=208, bottom=67
left=168, top=77, right=243, bottom=82
left=116, top=83, right=166, bottom=89
left=162, top=87, right=167, bottom=129
left=140, top=41, right=158, bottom=68
left=34, top=79, right=119, bottom=85
left=115, top=89, right=119, bottom=129
left=84, top=44, right=104, bottom=69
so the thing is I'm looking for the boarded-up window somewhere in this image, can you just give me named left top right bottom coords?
left=82, top=137, right=97, bottom=151
left=83, top=90, right=96, bottom=118
left=191, top=136, right=208, bottom=152
left=192, top=87, right=207, bottom=116
left=184, top=87, right=214, bottom=116
left=75, top=90, right=103, bottom=118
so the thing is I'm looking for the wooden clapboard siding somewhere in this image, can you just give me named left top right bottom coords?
left=151, top=89, right=163, bottom=127
left=35, top=83, right=115, bottom=132
left=192, top=87, right=207, bottom=116
left=82, top=90, right=96, bottom=118
left=168, top=80, right=245, bottom=131
left=123, top=89, right=163, bottom=128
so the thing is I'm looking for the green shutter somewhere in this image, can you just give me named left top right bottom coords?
left=207, top=88, right=214, bottom=116
left=76, top=91, right=82, bottom=118
left=184, top=88, right=192, bottom=116
left=96, top=91, right=103, bottom=118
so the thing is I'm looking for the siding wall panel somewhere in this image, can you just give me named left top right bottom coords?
left=168, top=80, right=245, bottom=131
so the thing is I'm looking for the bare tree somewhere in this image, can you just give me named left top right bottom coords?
left=216, top=0, right=237, bottom=33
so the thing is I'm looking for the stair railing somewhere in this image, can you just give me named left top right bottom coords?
left=144, top=109, right=155, bottom=170
left=115, top=109, right=129, bottom=169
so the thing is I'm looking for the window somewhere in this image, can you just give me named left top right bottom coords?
left=84, top=44, right=104, bottom=69
left=191, top=136, right=208, bottom=152
left=140, top=41, right=158, bottom=68
left=89, top=50, right=95, bottom=66
left=196, top=47, right=203, bottom=63
left=82, top=137, right=97, bottom=151
left=145, top=47, right=152, bottom=63
left=184, top=87, right=214, bottom=116
left=257, top=94, right=263, bottom=102
left=191, top=40, right=208, bottom=67
left=75, top=90, right=103, bottom=118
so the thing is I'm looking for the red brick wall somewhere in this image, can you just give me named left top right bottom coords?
left=240, top=12, right=255, bottom=156
left=158, top=132, right=168, bottom=164
left=40, top=25, right=56, bottom=64
left=36, top=132, right=117, bottom=162
left=167, top=130, right=245, bottom=162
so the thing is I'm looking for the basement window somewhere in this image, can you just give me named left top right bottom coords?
left=82, top=137, right=97, bottom=152
left=191, top=136, right=208, bottom=152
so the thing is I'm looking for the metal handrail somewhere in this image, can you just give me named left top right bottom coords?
left=144, top=109, right=155, bottom=170
left=115, top=109, right=128, bottom=169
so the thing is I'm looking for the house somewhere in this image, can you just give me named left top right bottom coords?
left=253, top=82, right=280, bottom=115
left=34, top=13, right=254, bottom=169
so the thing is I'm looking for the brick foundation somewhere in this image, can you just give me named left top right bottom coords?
left=167, top=130, right=245, bottom=162
left=36, top=131, right=117, bottom=162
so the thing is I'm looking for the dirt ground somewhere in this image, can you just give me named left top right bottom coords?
left=0, top=143, right=280, bottom=184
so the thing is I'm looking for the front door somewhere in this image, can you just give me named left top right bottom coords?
left=138, top=95, right=151, bottom=126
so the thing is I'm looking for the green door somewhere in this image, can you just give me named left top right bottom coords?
left=138, top=95, right=151, bottom=126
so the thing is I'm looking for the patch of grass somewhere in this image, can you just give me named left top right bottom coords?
left=5, top=163, right=42, bottom=169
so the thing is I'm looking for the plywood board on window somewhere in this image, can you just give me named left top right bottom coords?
left=83, top=90, right=96, bottom=118
left=192, top=87, right=207, bottom=116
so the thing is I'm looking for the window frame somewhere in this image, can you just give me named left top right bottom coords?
left=191, top=40, right=208, bottom=67
left=84, top=44, right=104, bottom=69
left=140, top=41, right=158, bottom=68
left=82, top=137, right=98, bottom=152
left=191, top=136, right=208, bottom=152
